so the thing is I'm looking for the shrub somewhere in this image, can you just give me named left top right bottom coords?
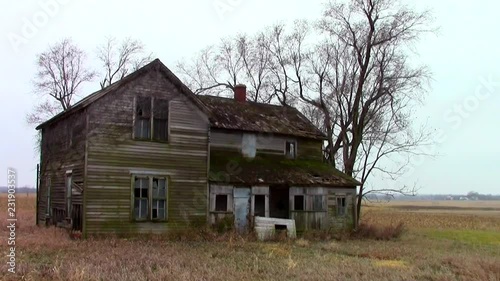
left=213, top=216, right=234, bottom=233
left=351, top=222, right=406, bottom=240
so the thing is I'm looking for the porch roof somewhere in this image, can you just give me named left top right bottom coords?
left=209, top=150, right=361, bottom=187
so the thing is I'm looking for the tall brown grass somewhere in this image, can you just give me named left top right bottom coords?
left=0, top=194, right=498, bottom=281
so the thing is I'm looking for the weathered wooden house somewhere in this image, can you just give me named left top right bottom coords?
left=36, top=59, right=360, bottom=237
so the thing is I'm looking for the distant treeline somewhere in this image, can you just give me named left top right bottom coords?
left=366, top=193, right=500, bottom=201
left=0, top=186, right=36, bottom=193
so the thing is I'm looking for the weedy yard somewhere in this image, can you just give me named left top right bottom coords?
left=1, top=194, right=499, bottom=281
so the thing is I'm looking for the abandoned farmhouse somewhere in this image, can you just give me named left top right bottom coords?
left=36, top=59, right=361, bottom=236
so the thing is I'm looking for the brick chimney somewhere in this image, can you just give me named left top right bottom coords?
left=234, top=84, right=247, bottom=102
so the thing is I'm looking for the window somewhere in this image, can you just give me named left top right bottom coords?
left=133, top=176, right=168, bottom=221
left=134, top=97, right=169, bottom=141
left=215, top=194, right=228, bottom=212
left=66, top=172, right=72, bottom=217
left=153, top=99, right=169, bottom=141
left=294, top=195, right=305, bottom=211
left=312, top=195, right=324, bottom=211
left=152, top=178, right=167, bottom=220
left=285, top=141, right=296, bottom=159
left=46, top=176, right=51, bottom=217
left=254, top=195, right=266, bottom=217
left=336, top=197, right=347, bottom=216
left=135, top=97, right=151, bottom=139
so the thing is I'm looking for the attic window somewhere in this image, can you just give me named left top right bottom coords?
left=135, top=97, right=151, bottom=139
left=285, top=141, right=296, bottom=159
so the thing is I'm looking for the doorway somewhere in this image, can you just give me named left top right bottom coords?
left=269, top=186, right=289, bottom=219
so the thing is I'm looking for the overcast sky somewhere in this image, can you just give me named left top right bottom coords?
left=1, top=0, right=499, bottom=194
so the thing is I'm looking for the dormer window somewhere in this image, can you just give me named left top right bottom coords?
left=285, top=141, right=296, bottom=159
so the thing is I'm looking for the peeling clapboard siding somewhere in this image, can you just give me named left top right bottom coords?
left=297, top=138, right=323, bottom=161
left=85, top=67, right=209, bottom=235
left=290, top=187, right=356, bottom=232
left=38, top=109, right=87, bottom=226
left=210, top=128, right=323, bottom=160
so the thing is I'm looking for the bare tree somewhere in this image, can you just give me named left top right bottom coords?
left=32, top=38, right=96, bottom=112
left=176, top=0, right=434, bottom=225
left=97, top=37, right=153, bottom=89
left=316, top=0, right=433, bottom=223
left=177, top=34, right=273, bottom=102
left=28, top=38, right=95, bottom=153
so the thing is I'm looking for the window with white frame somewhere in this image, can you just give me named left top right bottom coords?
left=285, top=141, right=296, bottom=159
left=134, top=97, right=169, bottom=141
left=336, top=197, right=347, bottom=216
left=133, top=176, right=168, bottom=221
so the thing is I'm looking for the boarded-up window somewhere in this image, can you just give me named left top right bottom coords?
left=294, top=195, right=304, bottom=211
left=153, top=99, right=169, bottom=141
left=215, top=194, right=228, bottom=212
left=312, top=195, right=324, bottom=211
left=254, top=195, right=266, bottom=217
left=336, top=197, right=347, bottom=216
left=285, top=141, right=296, bottom=159
left=135, top=97, right=152, bottom=139
left=242, top=134, right=256, bottom=158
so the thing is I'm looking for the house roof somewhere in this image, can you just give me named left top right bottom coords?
left=36, top=59, right=210, bottom=130
left=209, top=150, right=361, bottom=187
left=198, top=95, right=327, bottom=140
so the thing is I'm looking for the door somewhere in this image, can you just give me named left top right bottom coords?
left=234, top=187, right=251, bottom=232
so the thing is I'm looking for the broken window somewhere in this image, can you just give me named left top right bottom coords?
left=312, top=195, right=324, bottom=211
left=254, top=195, right=266, bottom=217
left=215, top=194, right=228, bottom=212
left=294, top=195, right=305, bottom=211
left=285, top=141, right=296, bottom=159
left=153, top=99, right=169, bottom=141
left=152, top=178, right=167, bottom=220
left=134, top=177, right=149, bottom=220
left=134, top=97, right=169, bottom=141
left=135, top=97, right=152, bottom=139
left=133, top=176, right=168, bottom=221
left=336, top=197, right=347, bottom=216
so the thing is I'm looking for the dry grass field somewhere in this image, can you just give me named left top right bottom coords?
left=1, top=194, right=499, bottom=281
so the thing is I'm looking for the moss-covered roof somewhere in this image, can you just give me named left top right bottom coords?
left=198, top=95, right=327, bottom=140
left=209, top=150, right=361, bottom=187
